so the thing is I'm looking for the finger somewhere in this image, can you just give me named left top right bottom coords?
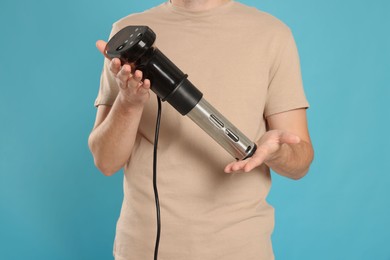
left=96, top=40, right=107, bottom=56
left=242, top=147, right=269, bottom=172
left=224, top=162, right=237, bottom=173
left=224, top=159, right=248, bottom=173
left=279, top=132, right=300, bottom=144
left=232, top=160, right=248, bottom=172
left=133, top=70, right=143, bottom=82
left=116, top=64, right=132, bottom=87
left=137, top=79, right=151, bottom=95
left=141, top=79, right=151, bottom=90
left=243, top=157, right=264, bottom=172
left=126, top=70, right=141, bottom=87
left=224, top=160, right=237, bottom=173
left=110, top=58, right=123, bottom=75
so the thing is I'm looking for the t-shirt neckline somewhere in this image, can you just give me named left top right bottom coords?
left=165, top=0, right=234, bottom=17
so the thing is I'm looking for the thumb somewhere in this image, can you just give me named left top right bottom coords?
left=96, top=40, right=108, bottom=57
left=279, top=131, right=301, bottom=144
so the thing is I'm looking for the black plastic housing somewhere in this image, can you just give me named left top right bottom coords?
left=105, top=26, right=203, bottom=115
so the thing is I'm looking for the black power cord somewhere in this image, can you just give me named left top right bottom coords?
left=153, top=96, right=162, bottom=260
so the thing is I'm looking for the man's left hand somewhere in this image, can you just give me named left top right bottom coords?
left=224, top=130, right=301, bottom=173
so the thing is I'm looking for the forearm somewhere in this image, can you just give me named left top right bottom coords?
left=265, top=140, right=314, bottom=180
left=88, top=94, right=144, bottom=176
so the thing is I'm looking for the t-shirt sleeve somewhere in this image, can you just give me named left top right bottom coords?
left=94, top=24, right=121, bottom=107
left=264, top=30, right=309, bottom=117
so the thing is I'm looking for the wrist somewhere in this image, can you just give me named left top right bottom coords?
left=117, top=91, right=147, bottom=110
left=116, top=92, right=146, bottom=114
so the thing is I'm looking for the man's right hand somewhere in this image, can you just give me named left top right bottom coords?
left=96, top=40, right=151, bottom=107
left=88, top=40, right=152, bottom=176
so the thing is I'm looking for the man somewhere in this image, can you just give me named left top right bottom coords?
left=89, top=0, right=314, bottom=259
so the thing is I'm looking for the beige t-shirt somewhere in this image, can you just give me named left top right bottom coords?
left=95, top=1, right=309, bottom=259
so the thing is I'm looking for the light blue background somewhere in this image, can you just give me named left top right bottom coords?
left=0, top=0, right=389, bottom=259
